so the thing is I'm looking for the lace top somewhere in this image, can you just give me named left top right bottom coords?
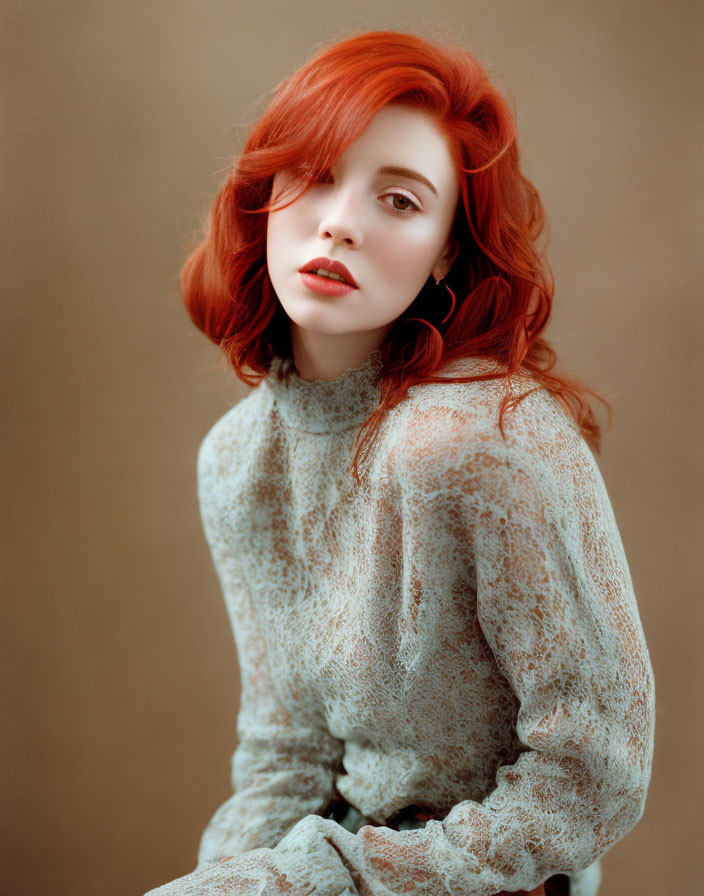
left=146, top=350, right=655, bottom=896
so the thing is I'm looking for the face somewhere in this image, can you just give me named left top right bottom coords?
left=265, top=103, right=461, bottom=366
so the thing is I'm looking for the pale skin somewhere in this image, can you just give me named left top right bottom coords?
left=266, top=102, right=461, bottom=381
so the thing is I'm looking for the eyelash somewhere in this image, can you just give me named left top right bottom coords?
left=305, top=173, right=421, bottom=217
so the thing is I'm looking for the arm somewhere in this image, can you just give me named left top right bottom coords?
left=439, top=421, right=657, bottom=889
left=193, top=426, right=345, bottom=868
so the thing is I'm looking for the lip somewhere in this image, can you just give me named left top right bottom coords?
left=299, top=272, right=357, bottom=298
left=298, top=256, right=359, bottom=288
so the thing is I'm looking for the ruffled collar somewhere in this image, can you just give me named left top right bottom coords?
left=264, top=350, right=385, bottom=434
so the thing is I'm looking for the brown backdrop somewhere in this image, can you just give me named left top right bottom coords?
left=3, top=1, right=702, bottom=893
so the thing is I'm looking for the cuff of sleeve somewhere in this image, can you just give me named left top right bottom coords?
left=274, top=814, right=359, bottom=896
left=426, top=818, right=506, bottom=896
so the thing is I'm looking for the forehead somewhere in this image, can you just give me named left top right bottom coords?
left=334, top=103, right=458, bottom=190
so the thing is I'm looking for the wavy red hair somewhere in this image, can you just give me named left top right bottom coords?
left=180, top=28, right=611, bottom=483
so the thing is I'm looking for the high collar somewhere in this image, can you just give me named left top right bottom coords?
left=264, top=350, right=385, bottom=434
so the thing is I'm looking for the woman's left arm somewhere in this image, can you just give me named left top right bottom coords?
left=145, top=410, right=656, bottom=896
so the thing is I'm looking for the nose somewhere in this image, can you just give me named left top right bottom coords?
left=317, top=188, right=364, bottom=248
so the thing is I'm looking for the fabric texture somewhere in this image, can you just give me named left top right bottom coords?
left=145, top=350, right=655, bottom=896
left=323, top=795, right=569, bottom=895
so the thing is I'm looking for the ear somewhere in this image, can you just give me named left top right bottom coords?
left=431, top=236, right=459, bottom=282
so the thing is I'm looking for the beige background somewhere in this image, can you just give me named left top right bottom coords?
left=3, top=1, right=702, bottom=893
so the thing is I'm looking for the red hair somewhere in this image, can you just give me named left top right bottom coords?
left=181, top=28, right=611, bottom=483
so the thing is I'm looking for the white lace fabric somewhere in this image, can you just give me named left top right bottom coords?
left=145, top=351, right=655, bottom=896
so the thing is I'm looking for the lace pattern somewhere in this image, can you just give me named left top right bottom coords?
left=265, top=350, right=385, bottom=433
left=144, top=352, right=655, bottom=896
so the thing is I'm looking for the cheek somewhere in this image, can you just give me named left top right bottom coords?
left=266, top=210, right=297, bottom=269
left=374, top=226, right=442, bottom=284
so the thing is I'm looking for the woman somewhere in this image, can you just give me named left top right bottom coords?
left=146, top=29, right=655, bottom=896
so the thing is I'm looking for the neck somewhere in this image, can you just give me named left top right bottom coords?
left=290, top=321, right=392, bottom=381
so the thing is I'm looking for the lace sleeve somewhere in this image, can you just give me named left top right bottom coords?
left=192, top=427, right=345, bottom=868
left=419, top=415, right=657, bottom=891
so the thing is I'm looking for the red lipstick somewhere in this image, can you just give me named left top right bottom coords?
left=298, top=256, right=359, bottom=297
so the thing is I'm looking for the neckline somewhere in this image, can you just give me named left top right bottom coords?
left=264, top=350, right=385, bottom=434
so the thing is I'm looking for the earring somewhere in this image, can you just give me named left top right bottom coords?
left=434, top=278, right=456, bottom=325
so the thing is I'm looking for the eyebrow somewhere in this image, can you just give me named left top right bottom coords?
left=377, top=165, right=438, bottom=198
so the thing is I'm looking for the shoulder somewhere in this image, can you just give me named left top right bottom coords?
left=197, top=382, right=273, bottom=502
left=392, top=357, right=595, bottom=497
